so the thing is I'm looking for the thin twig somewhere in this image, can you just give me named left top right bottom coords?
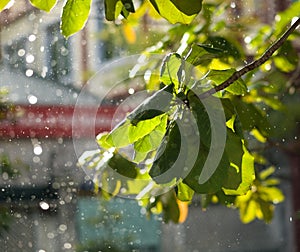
left=199, top=17, right=300, bottom=99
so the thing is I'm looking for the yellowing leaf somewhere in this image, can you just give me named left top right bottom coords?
left=177, top=199, right=189, bottom=223
left=123, top=22, right=136, bottom=44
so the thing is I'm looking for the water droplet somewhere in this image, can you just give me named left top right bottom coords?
left=26, top=54, right=35, bottom=63
left=39, top=201, right=50, bottom=210
left=25, top=69, right=34, bottom=77
left=244, top=36, right=251, bottom=44
left=64, top=243, right=72, bottom=249
left=18, top=49, right=25, bottom=57
left=128, top=88, right=135, bottom=94
left=33, top=145, right=43, bottom=155
left=27, top=94, right=38, bottom=104
left=28, top=34, right=36, bottom=42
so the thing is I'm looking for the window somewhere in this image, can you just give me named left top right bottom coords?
left=47, top=23, right=70, bottom=82
left=4, top=37, right=27, bottom=70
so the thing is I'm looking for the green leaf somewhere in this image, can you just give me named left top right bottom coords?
left=183, top=146, right=230, bottom=194
left=257, top=199, right=274, bottom=223
left=185, top=44, right=222, bottom=66
left=61, top=0, right=92, bottom=37
left=29, top=0, right=57, bottom=12
left=274, top=1, right=300, bottom=37
left=239, top=198, right=257, bottom=223
left=99, top=114, right=167, bottom=150
left=176, top=182, right=194, bottom=202
left=0, top=0, right=11, bottom=11
left=149, top=122, right=182, bottom=184
left=149, top=0, right=202, bottom=24
left=232, top=99, right=270, bottom=137
left=107, top=152, right=137, bottom=179
left=259, top=166, right=275, bottom=180
left=258, top=187, right=284, bottom=204
left=104, top=0, right=119, bottom=21
left=133, top=115, right=167, bottom=155
left=207, top=69, right=247, bottom=95
left=160, top=54, right=182, bottom=91
left=215, top=190, right=236, bottom=205
left=188, top=91, right=212, bottom=148
left=133, top=151, right=148, bottom=163
left=129, top=115, right=165, bottom=142
left=104, top=120, right=131, bottom=148
left=273, top=41, right=298, bottom=72
left=127, top=84, right=174, bottom=125
left=222, top=132, right=255, bottom=195
left=121, top=0, right=135, bottom=13
left=161, top=191, right=180, bottom=223
left=206, top=36, right=241, bottom=59
left=238, top=146, right=255, bottom=191
left=104, top=0, right=135, bottom=21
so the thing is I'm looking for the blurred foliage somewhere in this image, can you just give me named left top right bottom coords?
left=0, top=154, right=20, bottom=234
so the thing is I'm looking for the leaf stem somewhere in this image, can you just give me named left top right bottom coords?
left=199, top=17, right=300, bottom=99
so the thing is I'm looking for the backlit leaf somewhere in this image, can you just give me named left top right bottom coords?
left=233, top=99, right=270, bottom=137
left=133, top=115, right=167, bottom=156
left=129, top=114, right=167, bottom=142
left=185, top=44, right=223, bottom=66
left=127, top=84, right=174, bottom=125
left=160, top=54, right=182, bottom=90
left=0, top=0, right=12, bottom=11
left=61, top=0, right=92, bottom=37
left=207, top=69, right=247, bottom=95
left=104, top=0, right=135, bottom=21
left=176, top=182, right=194, bottom=202
left=149, top=0, right=202, bottom=24
left=29, top=0, right=57, bottom=12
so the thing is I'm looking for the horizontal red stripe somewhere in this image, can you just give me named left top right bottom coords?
left=0, top=105, right=126, bottom=139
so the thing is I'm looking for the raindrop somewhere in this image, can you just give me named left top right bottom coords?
left=18, top=49, right=26, bottom=57
left=25, top=69, right=34, bottom=77
left=2, top=172, right=8, bottom=180
left=59, top=224, right=67, bottom=232
left=244, top=36, right=251, bottom=44
left=230, top=2, right=236, bottom=8
left=39, top=201, right=50, bottom=210
left=27, top=94, right=38, bottom=104
left=28, top=34, right=36, bottom=42
left=47, top=232, right=55, bottom=239
left=26, top=54, right=35, bottom=63
left=33, top=156, right=40, bottom=163
left=128, top=88, right=135, bottom=94
left=64, top=243, right=72, bottom=249
left=33, top=145, right=43, bottom=155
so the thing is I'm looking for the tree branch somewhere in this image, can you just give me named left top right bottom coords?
left=199, top=17, right=300, bottom=99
